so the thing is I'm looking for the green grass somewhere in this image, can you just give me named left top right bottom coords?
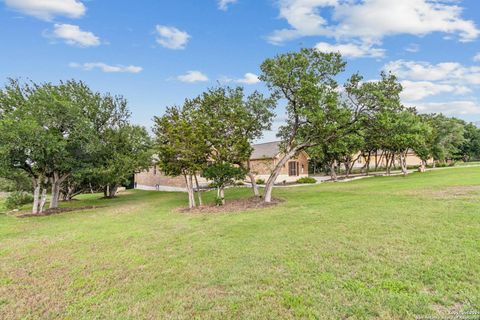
left=1, top=168, right=480, bottom=319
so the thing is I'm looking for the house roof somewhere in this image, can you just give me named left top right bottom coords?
left=250, top=141, right=281, bottom=160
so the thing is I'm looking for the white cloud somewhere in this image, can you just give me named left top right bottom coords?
left=474, top=53, right=480, bottom=62
left=5, top=0, right=86, bottom=20
left=382, top=59, right=480, bottom=117
left=220, top=73, right=261, bottom=85
left=269, top=0, right=479, bottom=44
left=384, top=60, right=480, bottom=85
left=155, top=25, right=190, bottom=50
left=413, top=101, right=480, bottom=115
left=51, top=24, right=100, bottom=47
left=69, top=62, right=142, bottom=73
left=315, top=42, right=385, bottom=58
left=218, top=0, right=238, bottom=11
left=400, top=80, right=471, bottom=101
left=177, top=71, right=209, bottom=83
left=236, top=73, right=260, bottom=84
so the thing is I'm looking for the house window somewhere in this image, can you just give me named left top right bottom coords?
left=288, top=161, right=299, bottom=176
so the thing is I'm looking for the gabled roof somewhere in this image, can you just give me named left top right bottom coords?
left=250, top=141, right=280, bottom=160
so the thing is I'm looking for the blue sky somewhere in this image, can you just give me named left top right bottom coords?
left=1, top=0, right=479, bottom=141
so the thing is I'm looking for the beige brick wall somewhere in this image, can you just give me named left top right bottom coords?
left=250, top=151, right=309, bottom=176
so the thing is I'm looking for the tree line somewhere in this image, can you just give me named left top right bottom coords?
left=153, top=48, right=480, bottom=206
left=0, top=80, right=152, bottom=213
left=1, top=48, right=480, bottom=212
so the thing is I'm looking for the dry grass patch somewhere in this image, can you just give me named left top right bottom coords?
left=14, top=206, right=105, bottom=218
left=177, top=197, right=283, bottom=214
left=403, top=185, right=480, bottom=201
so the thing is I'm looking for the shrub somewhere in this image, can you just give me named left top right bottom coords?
left=4, top=192, right=33, bottom=210
left=256, top=179, right=265, bottom=185
left=296, top=177, right=316, bottom=184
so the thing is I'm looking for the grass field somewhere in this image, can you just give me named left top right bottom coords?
left=1, top=168, right=479, bottom=319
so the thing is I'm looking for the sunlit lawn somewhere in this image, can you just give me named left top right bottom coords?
left=1, top=168, right=479, bottom=319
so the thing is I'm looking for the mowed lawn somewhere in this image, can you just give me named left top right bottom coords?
left=1, top=168, right=479, bottom=319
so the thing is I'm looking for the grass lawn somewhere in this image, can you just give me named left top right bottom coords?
left=1, top=168, right=479, bottom=319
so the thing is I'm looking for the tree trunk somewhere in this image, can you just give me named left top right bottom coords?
left=419, top=160, right=426, bottom=173
left=344, top=159, right=350, bottom=178
left=385, top=153, right=392, bottom=175
left=39, top=186, right=47, bottom=213
left=219, top=187, right=225, bottom=205
left=330, top=161, right=338, bottom=181
left=32, top=177, right=41, bottom=214
left=108, top=184, right=119, bottom=198
left=184, top=174, right=196, bottom=209
left=247, top=160, right=260, bottom=198
left=264, top=144, right=307, bottom=203
left=49, top=173, right=60, bottom=209
left=194, top=174, right=203, bottom=206
left=247, top=171, right=260, bottom=198
left=365, top=151, right=371, bottom=176
left=399, top=152, right=408, bottom=175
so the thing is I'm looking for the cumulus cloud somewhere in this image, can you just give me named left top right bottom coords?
left=384, top=60, right=480, bottom=85
left=400, top=80, right=471, bottom=101
left=155, top=25, right=190, bottom=50
left=413, top=101, right=480, bottom=115
left=218, top=0, right=238, bottom=11
left=221, top=73, right=261, bottom=85
left=236, top=73, right=260, bottom=84
left=69, top=62, right=142, bottom=73
left=269, top=0, right=479, bottom=45
left=177, top=71, right=209, bottom=83
left=5, top=0, right=86, bottom=20
left=51, top=24, right=100, bottom=47
left=474, top=53, right=480, bottom=62
left=381, top=59, right=480, bottom=117
left=315, top=42, right=385, bottom=58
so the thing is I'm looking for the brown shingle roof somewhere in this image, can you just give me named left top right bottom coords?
left=250, top=141, right=280, bottom=160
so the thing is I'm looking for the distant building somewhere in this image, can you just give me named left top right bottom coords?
left=134, top=141, right=310, bottom=191
left=352, top=150, right=432, bottom=169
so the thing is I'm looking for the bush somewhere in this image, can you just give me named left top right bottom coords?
left=0, top=172, right=32, bottom=192
left=256, top=179, right=265, bottom=185
left=296, top=177, right=317, bottom=184
left=4, top=191, right=33, bottom=210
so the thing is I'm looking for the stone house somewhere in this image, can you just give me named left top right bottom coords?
left=134, top=141, right=310, bottom=191
left=249, top=141, right=310, bottom=183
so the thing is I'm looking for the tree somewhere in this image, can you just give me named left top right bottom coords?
left=95, top=124, right=152, bottom=198
left=458, top=123, right=480, bottom=162
left=413, top=115, right=434, bottom=172
left=0, top=79, right=96, bottom=212
left=197, top=87, right=275, bottom=201
left=426, top=114, right=465, bottom=165
left=0, top=79, right=151, bottom=213
left=259, top=48, right=366, bottom=202
left=386, top=110, right=427, bottom=175
left=154, top=101, right=209, bottom=209
left=202, top=163, right=246, bottom=205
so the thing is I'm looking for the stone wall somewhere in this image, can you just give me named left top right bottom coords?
left=249, top=151, right=309, bottom=182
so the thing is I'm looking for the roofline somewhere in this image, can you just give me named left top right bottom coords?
left=252, top=141, right=281, bottom=146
